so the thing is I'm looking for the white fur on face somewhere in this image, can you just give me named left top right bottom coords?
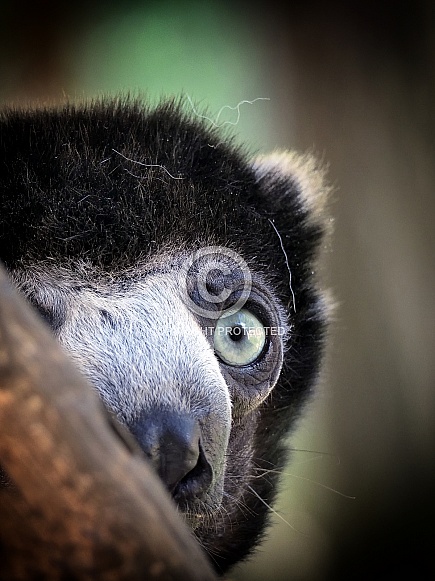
left=58, top=271, right=231, bottom=426
left=12, top=261, right=233, bottom=507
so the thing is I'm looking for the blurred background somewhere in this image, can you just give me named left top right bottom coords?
left=1, top=1, right=434, bottom=579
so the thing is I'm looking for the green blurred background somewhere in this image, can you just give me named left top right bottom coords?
left=1, top=1, right=434, bottom=579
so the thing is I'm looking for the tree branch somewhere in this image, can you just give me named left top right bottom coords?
left=0, top=262, right=218, bottom=581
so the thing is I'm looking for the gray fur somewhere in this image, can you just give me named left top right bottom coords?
left=11, top=254, right=236, bottom=510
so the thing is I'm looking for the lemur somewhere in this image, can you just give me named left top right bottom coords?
left=0, top=98, right=330, bottom=574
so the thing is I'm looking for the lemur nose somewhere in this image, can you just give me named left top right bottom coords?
left=130, top=410, right=212, bottom=501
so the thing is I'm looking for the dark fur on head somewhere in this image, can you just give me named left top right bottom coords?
left=0, top=98, right=329, bottom=573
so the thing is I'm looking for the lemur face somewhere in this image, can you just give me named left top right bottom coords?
left=12, top=247, right=287, bottom=523
left=0, top=99, right=329, bottom=573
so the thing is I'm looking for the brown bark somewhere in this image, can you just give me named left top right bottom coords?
left=0, top=263, right=217, bottom=581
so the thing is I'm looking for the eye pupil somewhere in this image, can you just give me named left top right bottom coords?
left=229, top=325, right=245, bottom=342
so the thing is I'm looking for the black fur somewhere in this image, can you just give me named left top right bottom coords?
left=0, top=98, right=328, bottom=573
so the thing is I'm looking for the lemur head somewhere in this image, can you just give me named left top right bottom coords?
left=0, top=99, right=330, bottom=573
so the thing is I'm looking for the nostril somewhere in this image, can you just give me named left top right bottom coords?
left=129, top=410, right=212, bottom=502
left=157, top=426, right=201, bottom=494
left=173, top=442, right=213, bottom=507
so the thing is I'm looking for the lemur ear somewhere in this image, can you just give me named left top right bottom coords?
left=251, top=150, right=331, bottom=229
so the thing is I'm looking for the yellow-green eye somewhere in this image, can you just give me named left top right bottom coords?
left=214, top=309, right=266, bottom=366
